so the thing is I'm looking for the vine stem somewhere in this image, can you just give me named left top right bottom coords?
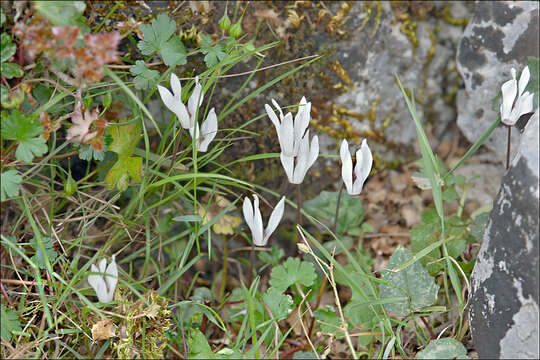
left=333, top=183, right=344, bottom=234
left=506, top=125, right=511, bottom=169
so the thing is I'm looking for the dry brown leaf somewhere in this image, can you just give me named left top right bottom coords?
left=91, top=319, right=116, bottom=341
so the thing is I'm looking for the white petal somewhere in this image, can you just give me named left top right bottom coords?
left=292, top=135, right=310, bottom=184
left=340, top=139, right=354, bottom=194
left=279, top=113, right=295, bottom=156
left=500, top=77, right=517, bottom=123
left=158, top=84, right=191, bottom=128
left=170, top=73, right=182, bottom=99
left=271, top=99, right=284, bottom=119
left=104, top=257, right=118, bottom=301
left=264, top=196, right=285, bottom=244
left=243, top=196, right=255, bottom=230
left=265, top=103, right=281, bottom=130
left=252, top=195, right=264, bottom=246
left=189, top=122, right=200, bottom=143
left=518, top=66, right=530, bottom=97
left=97, top=258, right=107, bottom=273
left=280, top=153, right=295, bottom=183
left=307, top=135, right=319, bottom=169
left=188, top=76, right=204, bottom=125
left=199, top=108, right=218, bottom=152
left=294, top=97, right=310, bottom=141
left=519, top=92, right=534, bottom=116
left=358, top=139, right=373, bottom=185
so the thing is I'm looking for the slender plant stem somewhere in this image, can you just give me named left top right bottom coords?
left=506, top=125, right=511, bottom=169
left=333, top=183, right=344, bottom=234
left=249, top=243, right=255, bottom=285
left=419, top=316, right=436, bottom=340
left=219, top=234, right=228, bottom=302
left=296, top=184, right=302, bottom=226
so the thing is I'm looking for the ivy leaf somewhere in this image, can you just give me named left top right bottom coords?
left=137, top=14, right=176, bottom=56
left=130, top=60, right=159, bottom=90
left=1, top=62, right=24, bottom=79
left=416, top=338, right=470, bottom=359
left=378, top=246, right=439, bottom=317
left=34, top=1, right=86, bottom=27
left=410, top=222, right=442, bottom=275
left=1, top=170, right=22, bottom=201
left=200, top=34, right=226, bottom=68
left=304, top=190, right=364, bottom=234
left=30, top=237, right=57, bottom=270
left=0, top=304, right=22, bottom=342
left=160, top=36, right=187, bottom=66
left=262, top=287, right=294, bottom=321
left=108, top=122, right=141, bottom=156
left=105, top=155, right=143, bottom=191
left=269, top=257, right=317, bottom=292
left=1, top=110, right=48, bottom=163
left=1, top=33, right=16, bottom=62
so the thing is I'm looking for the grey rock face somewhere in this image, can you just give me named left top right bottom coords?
left=324, top=1, right=470, bottom=161
left=469, top=111, right=539, bottom=358
left=456, top=1, right=539, bottom=163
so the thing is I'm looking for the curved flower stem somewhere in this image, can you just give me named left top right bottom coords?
left=333, top=183, right=344, bottom=234
left=249, top=243, right=255, bottom=285
left=219, top=234, right=228, bottom=302
left=506, top=125, right=511, bottom=169
left=296, top=184, right=303, bottom=226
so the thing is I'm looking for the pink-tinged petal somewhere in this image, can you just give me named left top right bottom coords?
left=264, top=196, right=286, bottom=244
left=199, top=108, right=218, bottom=152
left=280, top=153, right=295, bottom=183
left=252, top=195, right=264, bottom=246
left=500, top=77, right=517, bottom=123
left=340, top=139, right=354, bottom=194
left=518, top=66, right=530, bottom=97
left=170, top=73, right=182, bottom=99
left=188, top=76, right=204, bottom=124
left=279, top=113, right=295, bottom=156
left=271, top=99, right=284, bottom=119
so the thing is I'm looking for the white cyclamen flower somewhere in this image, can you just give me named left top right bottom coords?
left=188, top=107, right=218, bottom=152
left=340, top=139, right=373, bottom=195
left=500, top=66, right=535, bottom=126
left=158, top=74, right=204, bottom=129
left=242, top=195, right=286, bottom=246
left=87, top=255, right=118, bottom=303
left=265, top=97, right=319, bottom=184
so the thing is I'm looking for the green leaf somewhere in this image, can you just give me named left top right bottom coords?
left=410, top=222, right=442, bottom=274
left=1, top=170, right=22, bottom=201
left=269, top=257, right=317, bottom=292
left=108, top=122, right=142, bottom=156
left=30, top=237, right=57, bottom=270
left=200, top=34, right=226, bottom=68
left=34, top=1, right=86, bottom=27
left=378, top=246, right=439, bottom=316
left=0, top=85, right=7, bottom=104
left=105, top=156, right=143, bottom=191
left=416, top=338, right=469, bottom=359
left=262, top=287, right=294, bottom=321
left=78, top=143, right=105, bottom=161
left=1, top=33, right=16, bottom=62
left=187, top=329, right=214, bottom=359
left=137, top=14, right=176, bottom=56
left=526, top=56, right=539, bottom=110
left=313, top=305, right=343, bottom=338
left=304, top=190, right=364, bottom=234
left=160, top=36, right=187, bottom=66
left=1, top=110, right=47, bottom=162
left=1, top=62, right=24, bottom=79
left=258, top=245, right=285, bottom=267
left=442, top=187, right=459, bottom=202
left=0, top=304, right=22, bottom=342
left=130, top=60, right=159, bottom=90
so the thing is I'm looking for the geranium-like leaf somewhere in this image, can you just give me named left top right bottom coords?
left=269, top=257, right=317, bottom=292
left=130, top=60, right=159, bottom=90
left=200, top=34, right=226, bottom=68
left=378, top=246, right=439, bottom=317
left=0, top=304, right=22, bottom=342
left=1, top=110, right=47, bottom=163
left=137, top=13, right=176, bottom=56
left=262, top=287, right=294, bottom=321
left=160, top=36, right=187, bottom=66
left=1, top=170, right=22, bottom=201
left=30, top=236, right=57, bottom=270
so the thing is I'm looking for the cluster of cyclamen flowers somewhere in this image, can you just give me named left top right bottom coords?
left=87, top=75, right=374, bottom=303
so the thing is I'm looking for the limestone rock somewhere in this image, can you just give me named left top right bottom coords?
left=469, top=110, right=539, bottom=358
